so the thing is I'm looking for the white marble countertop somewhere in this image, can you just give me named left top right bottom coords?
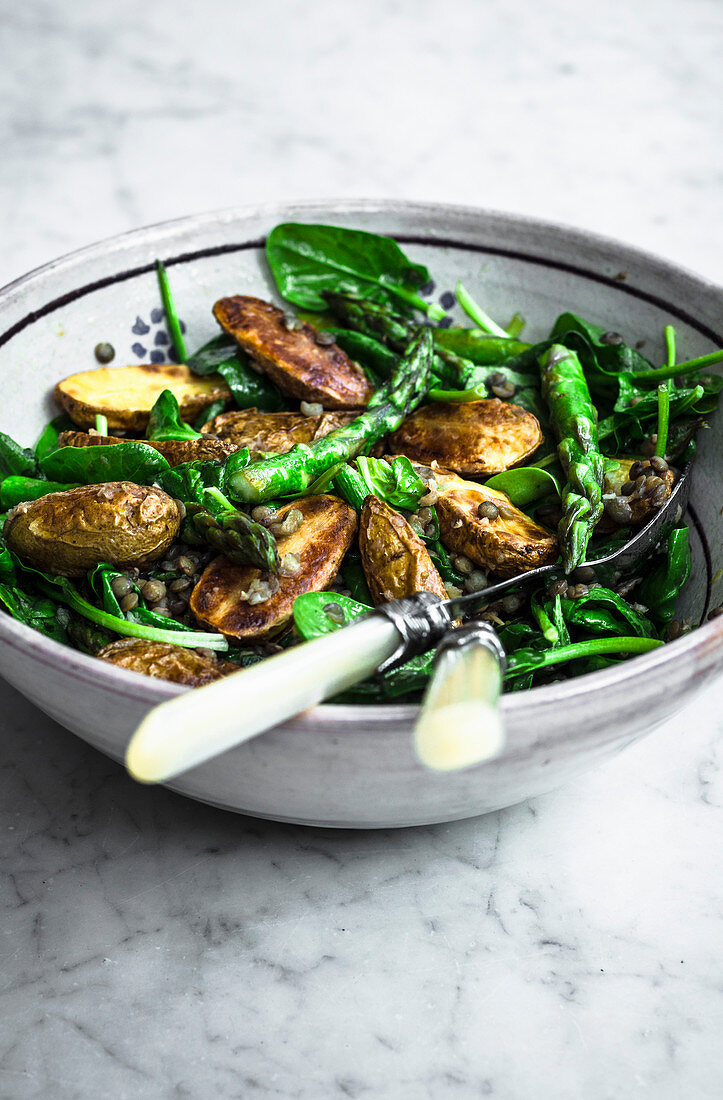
left=0, top=1, right=721, bottom=1096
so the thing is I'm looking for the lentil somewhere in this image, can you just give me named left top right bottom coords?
left=270, top=508, right=304, bottom=538
left=110, top=575, right=134, bottom=599
left=477, top=501, right=499, bottom=521
left=323, top=601, right=345, bottom=625
left=120, top=592, right=139, bottom=613
left=279, top=551, right=301, bottom=576
left=314, top=331, right=336, bottom=347
left=94, top=341, right=115, bottom=363
left=491, top=381, right=516, bottom=399
left=453, top=555, right=474, bottom=575
left=300, top=400, right=324, bottom=417
left=141, top=579, right=167, bottom=602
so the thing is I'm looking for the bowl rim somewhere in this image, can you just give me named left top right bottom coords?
left=0, top=197, right=721, bottom=728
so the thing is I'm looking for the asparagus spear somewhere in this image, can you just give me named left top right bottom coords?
left=539, top=344, right=604, bottom=572
left=182, top=502, right=280, bottom=573
left=227, top=328, right=434, bottom=503
left=322, top=291, right=475, bottom=389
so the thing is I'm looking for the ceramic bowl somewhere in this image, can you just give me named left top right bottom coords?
left=0, top=200, right=720, bottom=827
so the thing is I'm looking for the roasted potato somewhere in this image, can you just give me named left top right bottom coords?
left=389, top=399, right=543, bottom=475
left=200, top=408, right=353, bottom=456
left=359, top=495, right=447, bottom=605
left=5, top=482, right=182, bottom=577
left=97, top=639, right=236, bottom=686
left=55, top=363, right=230, bottom=431
left=58, top=431, right=237, bottom=466
left=190, top=494, right=357, bottom=641
left=435, top=470, right=558, bottom=578
left=213, top=295, right=373, bottom=410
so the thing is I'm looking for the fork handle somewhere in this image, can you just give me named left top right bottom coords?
left=414, top=623, right=506, bottom=771
left=126, top=614, right=401, bottom=783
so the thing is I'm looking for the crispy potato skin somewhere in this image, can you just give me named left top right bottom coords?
left=5, top=482, right=182, bottom=577
left=602, top=458, right=674, bottom=525
left=58, top=431, right=237, bottom=466
left=200, top=408, right=353, bottom=456
left=435, top=470, right=557, bottom=578
left=389, top=399, right=543, bottom=475
left=54, top=364, right=230, bottom=431
left=190, top=494, right=357, bottom=641
left=97, top=639, right=235, bottom=686
left=213, top=296, right=373, bottom=410
left=359, top=495, right=447, bottom=605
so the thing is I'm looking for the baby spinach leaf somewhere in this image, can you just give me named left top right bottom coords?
left=325, top=327, right=396, bottom=382
left=0, top=432, right=37, bottom=480
left=293, top=591, right=371, bottom=640
left=0, top=582, right=69, bottom=643
left=40, top=442, right=171, bottom=485
left=432, top=328, right=528, bottom=364
left=187, top=334, right=286, bottom=411
left=484, top=467, right=560, bottom=507
left=355, top=456, right=426, bottom=511
left=637, top=526, right=691, bottom=624
left=34, top=415, right=75, bottom=464
left=266, top=223, right=441, bottom=318
left=0, top=476, right=80, bottom=509
left=560, top=588, right=656, bottom=638
left=146, top=389, right=201, bottom=442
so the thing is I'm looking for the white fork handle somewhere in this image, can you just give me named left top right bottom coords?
left=126, top=615, right=400, bottom=783
left=414, top=637, right=504, bottom=771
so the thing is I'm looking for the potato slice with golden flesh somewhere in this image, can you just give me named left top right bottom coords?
left=58, top=431, right=237, bottom=466
left=5, top=482, right=182, bottom=577
left=359, top=495, right=447, bottom=606
left=200, top=408, right=354, bottom=456
left=435, top=470, right=557, bottom=578
left=213, top=295, right=373, bottom=410
left=97, top=639, right=235, bottom=686
left=389, top=399, right=543, bottom=475
left=190, top=495, right=357, bottom=641
left=54, top=363, right=230, bottom=431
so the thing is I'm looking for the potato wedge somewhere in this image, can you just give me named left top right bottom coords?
left=55, top=363, right=230, bottom=431
left=97, top=639, right=235, bottom=686
left=190, top=494, right=357, bottom=641
left=5, top=482, right=182, bottom=577
left=435, top=469, right=557, bottom=578
left=58, top=431, right=237, bottom=466
left=359, top=495, right=447, bottom=605
left=200, top=408, right=353, bottom=456
left=389, top=399, right=543, bottom=475
left=213, top=295, right=373, bottom=409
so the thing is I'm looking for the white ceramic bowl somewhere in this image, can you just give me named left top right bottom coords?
left=0, top=200, right=721, bottom=827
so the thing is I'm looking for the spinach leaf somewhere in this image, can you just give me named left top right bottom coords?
left=8, top=553, right=228, bottom=650
left=325, top=327, right=396, bottom=382
left=484, top=467, right=560, bottom=507
left=0, top=548, right=69, bottom=643
left=187, top=334, right=286, bottom=411
left=293, top=590, right=371, bottom=640
left=0, top=432, right=37, bottom=480
left=0, top=476, right=80, bottom=509
left=154, top=449, right=250, bottom=504
left=432, top=328, right=528, bottom=364
left=40, top=442, right=171, bottom=485
left=34, top=415, right=75, bottom=464
left=560, top=588, right=656, bottom=638
left=146, top=389, right=201, bottom=442
left=333, top=456, right=426, bottom=512
left=637, top=526, right=691, bottom=624
left=340, top=552, right=373, bottom=605
left=266, top=222, right=442, bottom=319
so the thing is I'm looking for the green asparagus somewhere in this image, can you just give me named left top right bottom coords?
left=227, top=328, right=434, bottom=503
left=183, top=502, right=280, bottom=572
left=539, top=344, right=604, bottom=572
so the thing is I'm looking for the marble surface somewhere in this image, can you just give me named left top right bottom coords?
left=0, top=0, right=721, bottom=1096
